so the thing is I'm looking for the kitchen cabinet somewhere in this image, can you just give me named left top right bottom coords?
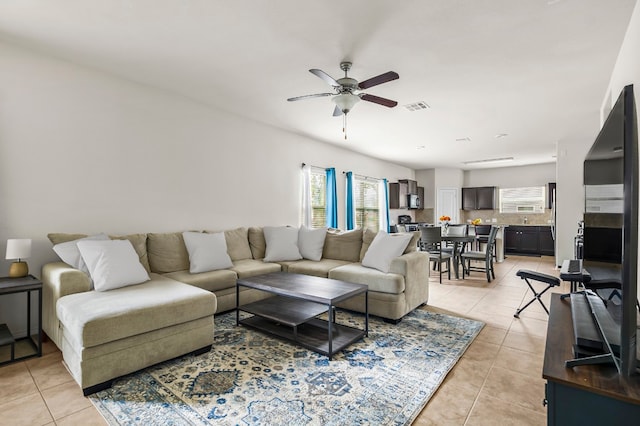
left=399, top=179, right=418, bottom=195
left=504, top=226, right=555, bottom=256
left=389, top=182, right=408, bottom=209
left=462, top=186, right=496, bottom=210
left=417, top=186, right=424, bottom=210
left=505, top=226, right=539, bottom=254
left=538, top=226, right=555, bottom=256
left=389, top=180, right=421, bottom=209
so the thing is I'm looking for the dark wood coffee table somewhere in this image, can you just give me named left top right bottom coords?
left=236, top=272, right=368, bottom=359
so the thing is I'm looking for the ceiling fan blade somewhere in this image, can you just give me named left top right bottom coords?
left=287, top=93, right=335, bottom=102
left=360, top=93, right=398, bottom=108
left=309, top=69, right=340, bottom=87
left=358, top=71, right=399, bottom=90
left=333, top=105, right=343, bottom=116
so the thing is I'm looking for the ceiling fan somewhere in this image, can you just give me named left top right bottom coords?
left=287, top=62, right=399, bottom=139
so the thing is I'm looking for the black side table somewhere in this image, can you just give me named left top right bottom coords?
left=0, top=275, right=42, bottom=365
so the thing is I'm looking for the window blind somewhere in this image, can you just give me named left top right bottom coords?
left=310, top=168, right=327, bottom=228
left=499, top=186, right=546, bottom=213
left=354, top=176, right=380, bottom=230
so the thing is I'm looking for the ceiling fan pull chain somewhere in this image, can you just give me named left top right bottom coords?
left=343, top=114, right=348, bottom=140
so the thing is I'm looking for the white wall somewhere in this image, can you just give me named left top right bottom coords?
left=601, top=0, right=640, bottom=299
left=555, top=140, right=592, bottom=266
left=415, top=169, right=435, bottom=208
left=0, top=41, right=413, bottom=335
left=463, top=163, right=556, bottom=188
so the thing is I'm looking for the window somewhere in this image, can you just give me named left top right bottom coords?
left=354, top=176, right=380, bottom=229
left=309, top=168, right=327, bottom=228
left=499, top=186, right=546, bottom=213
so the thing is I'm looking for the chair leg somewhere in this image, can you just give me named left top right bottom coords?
left=485, top=257, right=491, bottom=282
left=447, top=259, right=451, bottom=280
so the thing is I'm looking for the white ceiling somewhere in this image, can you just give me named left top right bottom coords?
left=0, top=0, right=636, bottom=170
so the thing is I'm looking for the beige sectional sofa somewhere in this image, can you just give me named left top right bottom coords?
left=42, top=227, right=429, bottom=395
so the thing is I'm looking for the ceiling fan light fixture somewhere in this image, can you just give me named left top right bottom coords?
left=332, top=93, right=360, bottom=114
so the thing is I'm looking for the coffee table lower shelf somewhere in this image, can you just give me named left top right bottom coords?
left=239, top=315, right=366, bottom=358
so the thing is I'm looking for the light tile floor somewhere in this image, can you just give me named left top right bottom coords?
left=0, top=255, right=561, bottom=425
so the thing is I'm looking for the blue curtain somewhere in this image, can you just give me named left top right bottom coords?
left=383, top=178, right=391, bottom=232
left=325, top=168, right=338, bottom=228
left=345, top=171, right=355, bottom=230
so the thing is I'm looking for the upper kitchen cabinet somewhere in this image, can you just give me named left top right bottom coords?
left=462, top=186, right=496, bottom=210
left=389, top=179, right=421, bottom=209
left=399, top=179, right=418, bottom=195
left=417, top=186, right=424, bottom=210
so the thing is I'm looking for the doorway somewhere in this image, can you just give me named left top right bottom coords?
left=437, top=188, right=459, bottom=224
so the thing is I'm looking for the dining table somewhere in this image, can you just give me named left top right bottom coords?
left=440, top=235, right=475, bottom=279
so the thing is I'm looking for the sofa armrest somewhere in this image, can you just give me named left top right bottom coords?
left=42, top=262, right=92, bottom=348
left=389, top=251, right=430, bottom=306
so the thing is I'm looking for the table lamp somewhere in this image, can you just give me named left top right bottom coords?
left=5, top=238, right=32, bottom=278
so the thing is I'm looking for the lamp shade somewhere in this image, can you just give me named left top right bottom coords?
left=332, top=93, right=360, bottom=114
left=6, top=239, right=32, bottom=260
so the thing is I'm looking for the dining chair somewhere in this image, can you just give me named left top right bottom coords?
left=474, top=224, right=496, bottom=259
left=442, top=224, right=467, bottom=253
left=442, top=224, right=468, bottom=276
left=419, top=226, right=451, bottom=283
left=461, top=226, right=499, bottom=282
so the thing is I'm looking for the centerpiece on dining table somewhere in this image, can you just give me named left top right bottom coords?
left=439, top=215, right=451, bottom=235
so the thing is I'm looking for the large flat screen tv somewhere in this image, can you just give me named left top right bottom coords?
left=583, top=84, right=638, bottom=376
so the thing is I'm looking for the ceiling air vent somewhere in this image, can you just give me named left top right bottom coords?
left=404, top=101, right=430, bottom=111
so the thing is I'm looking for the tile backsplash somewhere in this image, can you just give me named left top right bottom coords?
left=460, top=209, right=553, bottom=225
left=391, top=208, right=553, bottom=226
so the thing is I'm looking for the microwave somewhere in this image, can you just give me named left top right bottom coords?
left=408, top=194, right=420, bottom=209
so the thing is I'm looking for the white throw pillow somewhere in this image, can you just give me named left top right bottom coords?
left=298, top=226, right=327, bottom=261
left=52, top=233, right=109, bottom=273
left=362, top=231, right=413, bottom=273
left=77, top=240, right=150, bottom=291
left=263, top=226, right=302, bottom=262
left=182, top=231, right=233, bottom=273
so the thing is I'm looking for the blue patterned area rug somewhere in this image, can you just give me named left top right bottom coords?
left=90, top=309, right=483, bottom=425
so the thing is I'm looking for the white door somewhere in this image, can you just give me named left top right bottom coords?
left=437, top=188, right=459, bottom=223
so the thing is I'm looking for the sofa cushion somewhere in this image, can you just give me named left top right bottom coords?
left=359, top=228, right=378, bottom=261
left=110, top=233, right=151, bottom=274
left=287, top=259, right=351, bottom=278
left=360, top=229, right=420, bottom=261
left=404, top=231, right=421, bottom=253
left=361, top=231, right=413, bottom=273
left=56, top=275, right=216, bottom=349
left=298, top=226, right=327, bottom=261
left=77, top=240, right=150, bottom=291
left=183, top=231, right=233, bottom=273
left=49, top=233, right=151, bottom=274
left=322, top=228, right=363, bottom=262
left=329, top=263, right=406, bottom=295
left=263, top=226, right=302, bottom=262
left=231, top=258, right=281, bottom=278
left=53, top=233, right=109, bottom=273
left=48, top=233, right=90, bottom=245
left=248, top=227, right=266, bottom=260
left=221, top=227, right=253, bottom=261
left=164, top=269, right=238, bottom=292
left=147, top=232, right=190, bottom=273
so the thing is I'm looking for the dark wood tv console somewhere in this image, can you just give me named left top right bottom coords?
left=543, top=295, right=640, bottom=425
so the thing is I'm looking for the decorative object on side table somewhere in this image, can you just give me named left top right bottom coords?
left=0, top=274, right=42, bottom=365
left=5, top=238, right=32, bottom=278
